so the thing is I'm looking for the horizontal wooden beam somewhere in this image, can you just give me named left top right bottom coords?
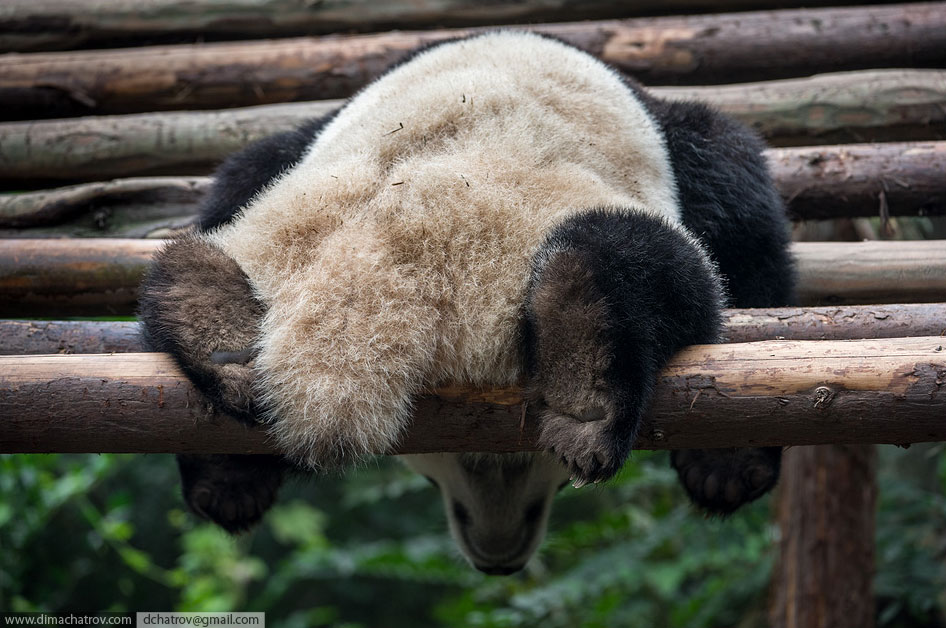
left=3, top=72, right=945, bottom=188
left=3, top=304, right=945, bottom=356
left=4, top=0, right=937, bottom=53
left=3, top=142, right=943, bottom=230
left=1, top=239, right=944, bottom=316
left=1, top=338, right=943, bottom=454
left=1, top=2, right=944, bottom=119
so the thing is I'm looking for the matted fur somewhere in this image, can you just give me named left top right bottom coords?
left=202, top=31, right=682, bottom=469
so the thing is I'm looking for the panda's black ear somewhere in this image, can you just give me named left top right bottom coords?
left=138, top=236, right=265, bottom=423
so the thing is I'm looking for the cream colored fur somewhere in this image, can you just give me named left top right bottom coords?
left=204, top=31, right=681, bottom=468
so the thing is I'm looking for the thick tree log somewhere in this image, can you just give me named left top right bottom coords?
left=1, top=2, right=944, bottom=118
left=4, top=142, right=943, bottom=230
left=0, top=338, right=943, bottom=454
left=3, top=70, right=945, bottom=186
left=770, top=142, right=946, bottom=220
left=770, top=444, right=877, bottom=628
left=0, top=238, right=161, bottom=316
left=2, top=0, right=931, bottom=53
left=3, top=304, right=944, bottom=356
left=2, top=239, right=944, bottom=317
left=796, top=240, right=946, bottom=306
left=0, top=177, right=210, bottom=237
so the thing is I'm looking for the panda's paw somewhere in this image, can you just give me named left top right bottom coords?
left=537, top=410, right=629, bottom=486
left=177, top=454, right=287, bottom=533
left=670, top=447, right=782, bottom=514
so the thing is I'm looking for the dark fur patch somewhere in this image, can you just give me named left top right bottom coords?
left=670, top=447, right=782, bottom=514
left=138, top=237, right=265, bottom=422
left=177, top=454, right=289, bottom=533
left=524, top=210, right=723, bottom=484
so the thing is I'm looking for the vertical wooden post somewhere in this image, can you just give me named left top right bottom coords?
left=770, top=445, right=877, bottom=628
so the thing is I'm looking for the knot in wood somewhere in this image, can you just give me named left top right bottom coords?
left=652, top=429, right=666, bottom=442
left=812, top=386, right=836, bottom=409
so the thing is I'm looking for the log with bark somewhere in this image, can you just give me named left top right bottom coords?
left=2, top=303, right=944, bottom=356
left=3, top=70, right=945, bottom=186
left=1, top=3, right=944, bottom=118
left=3, top=0, right=933, bottom=53
left=770, top=444, right=877, bottom=628
left=0, top=337, right=943, bottom=454
left=4, top=142, right=943, bottom=233
left=2, top=239, right=944, bottom=316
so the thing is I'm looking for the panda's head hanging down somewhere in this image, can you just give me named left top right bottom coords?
left=140, top=31, right=794, bottom=574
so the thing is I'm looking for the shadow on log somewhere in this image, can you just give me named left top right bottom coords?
left=0, top=338, right=943, bottom=454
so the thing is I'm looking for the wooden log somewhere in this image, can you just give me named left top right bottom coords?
left=1, top=2, right=944, bottom=118
left=0, top=177, right=210, bottom=238
left=770, top=444, right=877, bottom=628
left=0, top=238, right=161, bottom=316
left=1, top=239, right=944, bottom=317
left=3, top=0, right=932, bottom=53
left=4, top=304, right=944, bottom=355
left=3, top=142, right=944, bottom=230
left=796, top=240, right=946, bottom=306
left=0, top=320, right=143, bottom=355
left=0, top=338, right=943, bottom=454
left=771, top=142, right=946, bottom=220
left=3, top=70, right=946, bottom=186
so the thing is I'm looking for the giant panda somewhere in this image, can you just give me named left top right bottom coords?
left=139, top=31, right=795, bottom=574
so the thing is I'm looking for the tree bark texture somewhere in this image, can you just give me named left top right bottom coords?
left=0, top=238, right=162, bottom=316
left=4, top=303, right=943, bottom=356
left=0, top=338, right=943, bottom=454
left=3, top=0, right=933, bottom=53
left=0, top=177, right=210, bottom=238
left=795, top=240, right=946, bottom=306
left=2, top=238, right=943, bottom=317
left=1, top=3, right=944, bottom=119
left=3, top=141, right=943, bottom=232
left=770, top=444, right=877, bottom=628
left=3, top=70, right=945, bottom=185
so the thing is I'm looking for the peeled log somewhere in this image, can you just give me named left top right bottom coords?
left=3, top=71, right=945, bottom=185
left=0, top=338, right=943, bottom=454
left=1, top=4, right=945, bottom=119
left=4, top=0, right=941, bottom=55
left=795, top=240, right=946, bottom=306
left=4, top=143, right=943, bottom=230
left=2, top=239, right=944, bottom=316
left=0, top=238, right=161, bottom=316
left=3, top=304, right=944, bottom=355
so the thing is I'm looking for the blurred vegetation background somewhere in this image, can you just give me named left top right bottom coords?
left=2, top=445, right=945, bottom=627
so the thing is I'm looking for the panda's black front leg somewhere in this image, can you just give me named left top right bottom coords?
left=524, top=209, right=723, bottom=486
left=139, top=236, right=288, bottom=532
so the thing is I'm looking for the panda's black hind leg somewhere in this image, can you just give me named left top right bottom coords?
left=178, top=455, right=288, bottom=533
left=524, top=209, right=723, bottom=486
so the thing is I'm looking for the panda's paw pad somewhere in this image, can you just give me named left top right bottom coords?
left=538, top=411, right=626, bottom=486
left=671, top=447, right=781, bottom=514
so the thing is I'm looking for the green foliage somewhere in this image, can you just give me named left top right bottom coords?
left=2, top=448, right=944, bottom=626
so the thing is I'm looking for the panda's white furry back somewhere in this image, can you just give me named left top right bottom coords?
left=204, top=32, right=689, bottom=463
left=140, top=30, right=794, bottom=566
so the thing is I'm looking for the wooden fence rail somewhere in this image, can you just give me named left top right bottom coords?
left=1, top=337, right=944, bottom=454
left=4, top=0, right=940, bottom=53
left=3, top=239, right=944, bottom=316
left=2, top=304, right=945, bottom=356
left=2, top=3, right=945, bottom=119
left=3, top=142, right=943, bottom=231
